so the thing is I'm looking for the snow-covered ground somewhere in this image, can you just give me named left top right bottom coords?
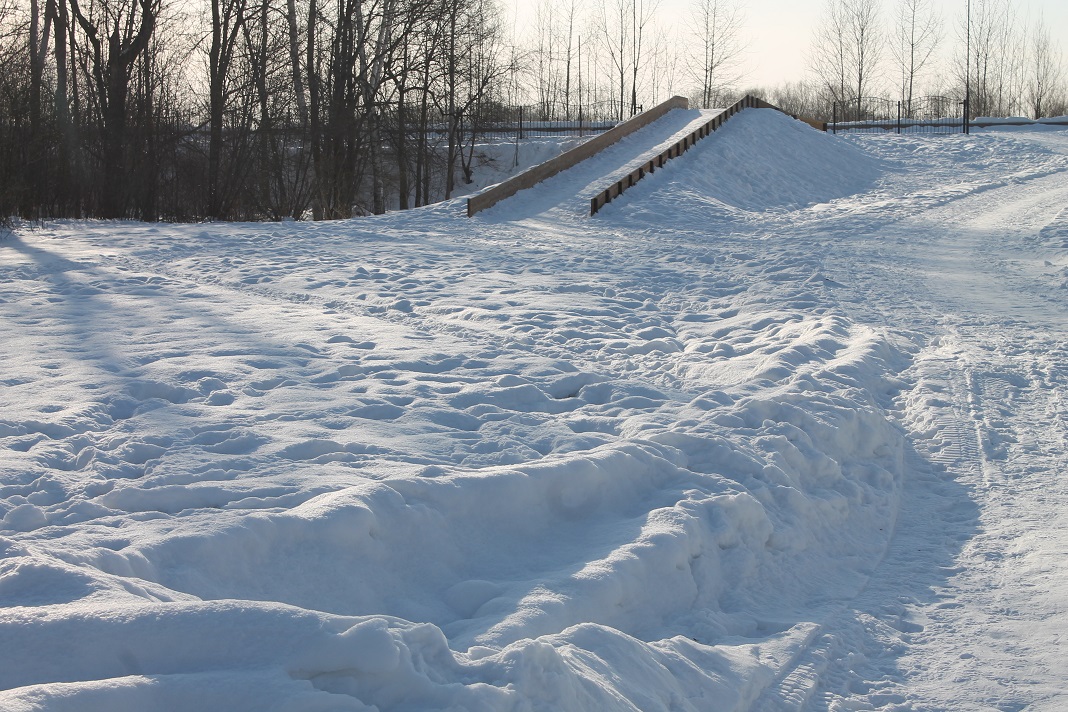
left=451, top=134, right=591, bottom=198
left=1, top=108, right=1066, bottom=711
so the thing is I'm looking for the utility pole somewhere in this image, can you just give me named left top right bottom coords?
left=965, top=0, right=970, bottom=133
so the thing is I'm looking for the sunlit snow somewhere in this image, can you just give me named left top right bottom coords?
left=2, top=109, right=1067, bottom=711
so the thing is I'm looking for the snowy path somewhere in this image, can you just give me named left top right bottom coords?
left=752, top=133, right=1068, bottom=710
left=838, top=164, right=1067, bottom=711
left=2, top=111, right=1067, bottom=711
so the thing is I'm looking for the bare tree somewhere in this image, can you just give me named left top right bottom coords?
left=560, top=0, right=578, bottom=117
left=627, top=0, right=657, bottom=115
left=383, top=4, right=432, bottom=210
left=688, top=0, right=744, bottom=108
left=0, top=0, right=17, bottom=40
left=532, top=0, right=559, bottom=118
left=458, top=0, right=510, bottom=185
left=809, top=0, right=882, bottom=117
left=648, top=26, right=681, bottom=105
left=848, top=0, right=881, bottom=104
left=530, top=0, right=580, bottom=118
left=993, top=2, right=1026, bottom=116
left=769, top=80, right=821, bottom=117
left=810, top=0, right=849, bottom=108
left=596, top=0, right=656, bottom=120
left=284, top=0, right=307, bottom=125
left=1026, top=15, right=1063, bottom=119
left=0, top=0, right=28, bottom=218
left=207, top=0, right=251, bottom=218
left=597, top=0, right=627, bottom=120
left=956, top=0, right=1013, bottom=117
left=68, top=0, right=161, bottom=217
left=891, top=0, right=940, bottom=115
left=28, top=0, right=54, bottom=124
left=242, top=0, right=314, bottom=220
left=303, top=0, right=402, bottom=216
left=354, top=0, right=398, bottom=214
left=129, top=11, right=193, bottom=220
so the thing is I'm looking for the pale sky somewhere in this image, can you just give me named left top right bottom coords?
left=500, top=0, right=1068, bottom=92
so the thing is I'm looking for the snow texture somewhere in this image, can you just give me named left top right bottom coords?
left=1, top=108, right=1067, bottom=711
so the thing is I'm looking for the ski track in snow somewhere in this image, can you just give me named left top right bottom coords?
left=1, top=110, right=1066, bottom=711
left=762, top=130, right=1068, bottom=712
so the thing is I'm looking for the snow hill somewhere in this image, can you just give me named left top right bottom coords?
left=2, top=108, right=1067, bottom=711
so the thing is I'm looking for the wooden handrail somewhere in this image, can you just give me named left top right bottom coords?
left=590, top=95, right=794, bottom=215
left=466, top=96, right=689, bottom=217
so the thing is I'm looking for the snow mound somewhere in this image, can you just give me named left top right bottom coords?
left=475, top=108, right=724, bottom=221
left=612, top=108, right=883, bottom=219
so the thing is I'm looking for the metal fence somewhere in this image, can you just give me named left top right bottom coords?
left=460, top=100, right=625, bottom=141
left=829, top=96, right=967, bottom=134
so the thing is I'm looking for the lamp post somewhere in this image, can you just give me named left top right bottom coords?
left=965, top=0, right=971, bottom=133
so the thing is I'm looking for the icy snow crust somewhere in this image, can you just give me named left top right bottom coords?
left=2, top=109, right=1067, bottom=710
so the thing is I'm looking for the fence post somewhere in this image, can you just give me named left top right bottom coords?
left=962, top=99, right=969, bottom=134
left=518, top=106, right=524, bottom=140
left=513, top=107, right=520, bottom=168
left=832, top=102, right=837, bottom=134
left=896, top=101, right=901, bottom=134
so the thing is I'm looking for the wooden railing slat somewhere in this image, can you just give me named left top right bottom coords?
left=589, top=94, right=806, bottom=216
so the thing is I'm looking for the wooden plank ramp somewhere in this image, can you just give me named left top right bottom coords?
left=590, top=95, right=786, bottom=216
left=466, top=96, right=688, bottom=217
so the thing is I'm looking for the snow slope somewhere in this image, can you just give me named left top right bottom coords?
left=1, top=109, right=1067, bottom=711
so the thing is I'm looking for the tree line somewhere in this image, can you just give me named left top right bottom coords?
left=1, top=0, right=1065, bottom=223
left=1, top=0, right=521, bottom=221
left=785, top=0, right=1065, bottom=122
left=0, top=0, right=704, bottom=222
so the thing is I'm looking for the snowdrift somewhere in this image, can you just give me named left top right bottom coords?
left=612, top=107, right=883, bottom=219
left=0, top=310, right=908, bottom=709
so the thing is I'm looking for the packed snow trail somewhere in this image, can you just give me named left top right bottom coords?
left=1, top=110, right=1067, bottom=711
left=775, top=144, right=1068, bottom=711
